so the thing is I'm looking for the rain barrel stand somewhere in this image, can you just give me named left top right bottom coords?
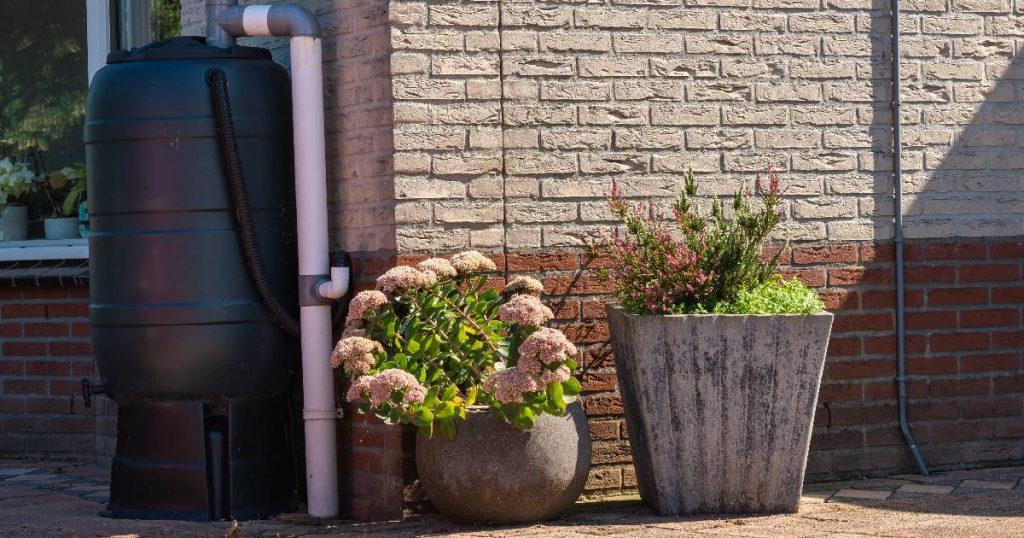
left=106, top=395, right=295, bottom=521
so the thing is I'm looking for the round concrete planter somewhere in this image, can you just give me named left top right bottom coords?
left=415, top=403, right=592, bottom=524
left=606, top=306, right=833, bottom=516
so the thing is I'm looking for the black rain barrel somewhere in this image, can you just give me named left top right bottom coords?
left=86, top=37, right=297, bottom=401
left=85, top=37, right=299, bottom=521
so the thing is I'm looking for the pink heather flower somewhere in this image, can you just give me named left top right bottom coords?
left=518, top=327, right=577, bottom=366
left=346, top=290, right=389, bottom=323
left=483, top=368, right=538, bottom=404
left=539, top=365, right=572, bottom=386
left=330, top=336, right=383, bottom=375
left=376, top=266, right=437, bottom=294
left=346, top=375, right=374, bottom=401
left=367, top=368, right=428, bottom=405
left=416, top=258, right=457, bottom=278
left=503, top=275, right=544, bottom=297
left=498, top=294, right=554, bottom=326
left=451, top=251, right=497, bottom=274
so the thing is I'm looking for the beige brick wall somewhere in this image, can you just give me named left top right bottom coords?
left=184, top=0, right=1024, bottom=252
left=180, top=0, right=396, bottom=253
left=389, top=0, right=1024, bottom=252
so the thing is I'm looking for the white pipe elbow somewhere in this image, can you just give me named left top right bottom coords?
left=317, top=266, right=349, bottom=301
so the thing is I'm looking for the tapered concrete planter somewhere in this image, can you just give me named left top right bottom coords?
left=415, top=403, right=591, bottom=524
left=607, top=306, right=833, bottom=516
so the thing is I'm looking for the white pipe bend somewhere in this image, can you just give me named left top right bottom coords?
left=317, top=267, right=350, bottom=301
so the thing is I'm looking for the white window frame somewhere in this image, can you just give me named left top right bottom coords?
left=86, top=0, right=113, bottom=84
left=0, top=2, right=108, bottom=262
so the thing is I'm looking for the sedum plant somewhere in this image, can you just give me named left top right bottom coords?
left=588, top=168, right=823, bottom=316
left=332, top=251, right=582, bottom=439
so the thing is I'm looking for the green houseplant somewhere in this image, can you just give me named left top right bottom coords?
left=0, top=157, right=37, bottom=241
left=333, top=251, right=591, bottom=523
left=592, top=168, right=832, bottom=516
left=39, top=164, right=86, bottom=239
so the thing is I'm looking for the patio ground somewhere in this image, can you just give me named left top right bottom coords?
left=2, top=460, right=1024, bottom=537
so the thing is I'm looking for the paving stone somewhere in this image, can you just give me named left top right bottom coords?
left=6, top=474, right=73, bottom=485
left=890, top=491, right=933, bottom=499
left=959, top=480, right=1016, bottom=490
left=830, top=488, right=891, bottom=500
left=0, top=468, right=40, bottom=479
left=955, top=487, right=1002, bottom=495
left=896, top=483, right=954, bottom=495
left=65, top=485, right=111, bottom=496
left=801, top=491, right=834, bottom=503
left=851, top=478, right=910, bottom=491
left=82, top=493, right=109, bottom=503
left=804, top=480, right=851, bottom=492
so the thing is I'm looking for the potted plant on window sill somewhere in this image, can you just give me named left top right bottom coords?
left=590, top=169, right=832, bottom=516
left=334, top=252, right=591, bottom=524
left=0, top=157, right=37, bottom=241
left=39, top=164, right=86, bottom=240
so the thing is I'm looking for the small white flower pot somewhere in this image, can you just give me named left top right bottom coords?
left=44, top=217, right=80, bottom=240
left=0, top=205, right=28, bottom=241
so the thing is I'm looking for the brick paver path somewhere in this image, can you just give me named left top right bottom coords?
left=2, top=461, right=1023, bottom=537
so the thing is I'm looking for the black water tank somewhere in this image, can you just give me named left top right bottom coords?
left=86, top=37, right=298, bottom=402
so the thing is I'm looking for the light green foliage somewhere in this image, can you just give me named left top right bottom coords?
left=708, top=277, right=825, bottom=315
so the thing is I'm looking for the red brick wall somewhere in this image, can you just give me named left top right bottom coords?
left=807, top=237, right=1024, bottom=479
left=4, top=238, right=1022, bottom=517
left=0, top=282, right=115, bottom=460
left=383, top=238, right=1024, bottom=501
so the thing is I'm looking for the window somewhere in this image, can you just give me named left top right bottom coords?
left=0, top=0, right=180, bottom=259
left=115, top=0, right=183, bottom=51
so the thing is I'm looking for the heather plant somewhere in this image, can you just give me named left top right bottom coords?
left=333, top=252, right=581, bottom=439
left=588, top=168, right=823, bottom=315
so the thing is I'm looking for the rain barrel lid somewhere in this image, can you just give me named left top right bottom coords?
left=106, top=36, right=271, bottom=63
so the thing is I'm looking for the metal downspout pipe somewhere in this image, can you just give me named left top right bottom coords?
left=210, top=1, right=346, bottom=518
left=891, top=0, right=929, bottom=476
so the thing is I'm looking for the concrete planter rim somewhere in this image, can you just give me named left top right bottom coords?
left=606, top=304, right=834, bottom=318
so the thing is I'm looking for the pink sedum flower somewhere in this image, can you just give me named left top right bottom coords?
left=331, top=336, right=383, bottom=375
left=483, top=367, right=538, bottom=404
left=346, top=375, right=374, bottom=401
left=518, top=327, right=577, bottom=366
left=346, top=290, right=389, bottom=323
left=451, top=251, right=497, bottom=274
left=416, top=258, right=457, bottom=278
left=376, top=266, right=437, bottom=294
left=499, top=294, right=554, bottom=326
left=503, top=275, right=544, bottom=297
left=368, top=368, right=427, bottom=405
left=539, top=365, right=572, bottom=386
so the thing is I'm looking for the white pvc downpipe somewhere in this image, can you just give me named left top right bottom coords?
left=214, top=2, right=345, bottom=519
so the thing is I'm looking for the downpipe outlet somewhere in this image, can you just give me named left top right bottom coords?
left=215, top=1, right=342, bottom=518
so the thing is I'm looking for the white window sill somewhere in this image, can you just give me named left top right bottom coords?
left=0, top=238, right=89, bottom=262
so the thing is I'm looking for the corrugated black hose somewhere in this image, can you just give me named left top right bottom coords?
left=207, top=68, right=302, bottom=337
